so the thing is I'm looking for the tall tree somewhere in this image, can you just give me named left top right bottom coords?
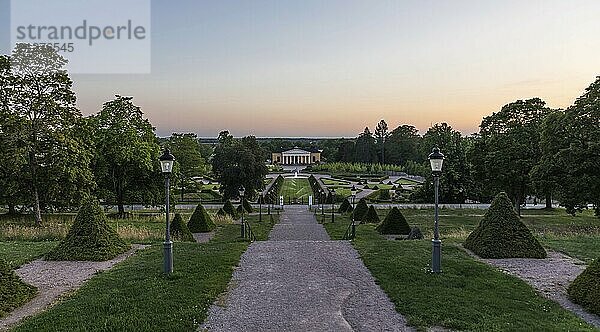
left=472, top=98, right=552, bottom=215
left=167, top=133, right=207, bottom=201
left=4, top=44, right=93, bottom=224
left=212, top=131, right=268, bottom=200
left=91, top=95, right=161, bottom=216
left=386, top=124, right=421, bottom=165
left=374, top=120, right=389, bottom=164
left=354, top=127, right=378, bottom=163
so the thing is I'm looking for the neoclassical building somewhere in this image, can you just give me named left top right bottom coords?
left=271, top=147, right=321, bottom=165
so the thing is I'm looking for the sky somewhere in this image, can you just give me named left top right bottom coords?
left=2, top=0, right=600, bottom=138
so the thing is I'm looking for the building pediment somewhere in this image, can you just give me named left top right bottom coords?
left=281, top=148, right=312, bottom=155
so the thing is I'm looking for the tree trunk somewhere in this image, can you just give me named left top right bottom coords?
left=545, top=192, right=552, bottom=209
left=33, top=187, right=42, bottom=226
left=116, top=178, right=125, bottom=217
left=181, top=173, right=185, bottom=202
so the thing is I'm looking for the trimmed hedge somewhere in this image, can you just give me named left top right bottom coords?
left=464, top=192, right=546, bottom=258
left=222, top=200, right=237, bottom=219
left=242, top=198, right=253, bottom=213
left=338, top=198, right=353, bottom=214
left=0, top=258, right=37, bottom=318
left=187, top=204, right=216, bottom=233
left=362, top=205, right=380, bottom=223
left=352, top=198, right=369, bottom=222
left=376, top=207, right=410, bottom=234
left=46, top=199, right=129, bottom=261
left=568, top=258, right=600, bottom=316
left=170, top=213, right=194, bottom=242
left=216, top=208, right=226, bottom=217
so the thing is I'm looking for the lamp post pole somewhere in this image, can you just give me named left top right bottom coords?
left=239, top=186, right=245, bottom=238
left=321, top=190, right=325, bottom=222
left=331, top=188, right=336, bottom=223
left=351, top=185, right=357, bottom=239
left=259, top=193, right=263, bottom=222
left=159, top=149, right=175, bottom=274
left=429, top=147, right=444, bottom=273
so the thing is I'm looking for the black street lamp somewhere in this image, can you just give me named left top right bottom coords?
left=239, top=185, right=245, bottom=238
left=320, top=190, right=325, bottom=222
left=428, top=147, right=444, bottom=273
left=350, top=185, right=357, bottom=239
left=159, top=149, right=175, bottom=274
left=330, top=188, right=336, bottom=223
left=259, top=192, right=263, bottom=222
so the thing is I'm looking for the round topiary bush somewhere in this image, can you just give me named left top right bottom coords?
left=338, top=198, right=353, bottom=214
left=353, top=198, right=369, bottom=222
left=242, top=198, right=253, bottom=213
left=170, top=213, right=194, bottom=242
left=407, top=226, right=424, bottom=240
left=222, top=200, right=237, bottom=219
left=464, top=192, right=546, bottom=258
left=376, top=207, right=410, bottom=234
left=46, top=198, right=129, bottom=261
left=568, top=258, right=600, bottom=316
left=187, top=204, right=216, bottom=233
left=0, top=258, right=37, bottom=317
left=362, top=205, right=380, bottom=224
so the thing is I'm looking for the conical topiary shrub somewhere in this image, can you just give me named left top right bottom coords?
left=187, top=204, right=216, bottom=233
left=216, top=208, right=226, bottom=217
left=222, top=200, right=237, bottom=218
left=464, top=192, right=546, bottom=258
left=170, top=213, right=194, bottom=242
left=242, top=198, right=253, bottom=213
left=338, top=198, right=353, bottom=213
left=376, top=207, right=410, bottom=234
left=46, top=199, right=129, bottom=261
left=0, top=258, right=37, bottom=317
left=407, top=226, right=424, bottom=240
left=568, top=258, right=600, bottom=315
left=362, top=205, right=380, bottom=223
left=236, top=205, right=244, bottom=215
left=352, top=198, right=369, bottom=222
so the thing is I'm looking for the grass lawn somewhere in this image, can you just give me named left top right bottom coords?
left=0, top=241, right=58, bottom=268
left=320, top=178, right=350, bottom=186
left=280, top=178, right=313, bottom=201
left=12, top=214, right=278, bottom=332
left=395, top=178, right=420, bottom=185
left=324, top=212, right=598, bottom=331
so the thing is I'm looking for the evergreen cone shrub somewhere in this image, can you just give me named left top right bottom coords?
left=568, top=258, right=600, bottom=315
left=352, top=198, right=369, bottom=221
left=362, top=205, right=380, bottom=223
left=407, top=227, right=424, bottom=240
left=464, top=192, right=546, bottom=258
left=216, top=208, right=226, bottom=216
left=338, top=198, right=353, bottom=213
left=222, top=200, right=237, bottom=218
left=236, top=205, right=244, bottom=214
left=170, top=213, right=194, bottom=242
left=242, top=198, right=253, bottom=213
left=47, top=199, right=129, bottom=261
left=187, top=204, right=216, bottom=233
left=376, top=207, right=410, bottom=234
left=0, top=258, right=37, bottom=317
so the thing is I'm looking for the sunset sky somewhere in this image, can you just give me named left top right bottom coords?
left=2, top=0, right=600, bottom=137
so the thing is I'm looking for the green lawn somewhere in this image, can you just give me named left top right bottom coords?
left=0, top=241, right=58, bottom=268
left=395, top=178, right=420, bottom=185
left=324, top=212, right=599, bottom=331
left=320, top=178, right=350, bottom=186
left=12, top=214, right=278, bottom=332
left=280, top=178, right=313, bottom=201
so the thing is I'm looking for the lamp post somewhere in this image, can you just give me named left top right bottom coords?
left=159, top=149, right=175, bottom=274
left=330, top=188, right=336, bottom=223
left=428, top=147, right=445, bottom=273
left=350, top=185, right=357, bottom=239
left=259, top=192, right=263, bottom=222
left=320, top=190, right=325, bottom=221
left=239, top=185, right=245, bottom=238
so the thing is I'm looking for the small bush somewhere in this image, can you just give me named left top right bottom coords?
left=236, top=205, right=244, bottom=215
left=353, top=198, right=369, bottom=222
left=216, top=208, right=226, bottom=217
left=372, top=185, right=379, bottom=190
left=170, top=213, right=194, bottom=242
left=338, top=198, right=353, bottom=213
left=187, top=204, right=216, bottom=233
left=568, top=258, right=600, bottom=316
left=362, top=205, right=380, bottom=224
left=222, top=200, right=237, bottom=219
left=377, top=207, right=410, bottom=234
left=0, top=258, right=37, bottom=318
left=363, top=184, right=370, bottom=189
left=242, top=198, right=253, bottom=213
left=46, top=199, right=129, bottom=261
left=407, top=226, right=424, bottom=240
left=464, top=192, right=546, bottom=258
left=378, top=189, right=391, bottom=200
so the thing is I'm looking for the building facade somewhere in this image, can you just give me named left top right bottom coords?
left=271, top=147, right=321, bottom=165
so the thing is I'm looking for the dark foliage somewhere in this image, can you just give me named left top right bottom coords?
left=568, top=258, right=600, bottom=316
left=376, top=207, right=410, bottom=234
left=362, top=205, right=380, bottom=224
left=0, top=258, right=37, bottom=317
left=187, top=204, right=215, bottom=233
left=170, top=213, right=194, bottom=242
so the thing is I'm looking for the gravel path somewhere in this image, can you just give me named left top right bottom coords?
left=193, top=232, right=215, bottom=243
left=464, top=247, right=600, bottom=328
left=0, top=245, right=148, bottom=331
left=202, top=205, right=412, bottom=331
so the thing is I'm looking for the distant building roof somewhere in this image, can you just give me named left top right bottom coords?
left=273, top=146, right=321, bottom=154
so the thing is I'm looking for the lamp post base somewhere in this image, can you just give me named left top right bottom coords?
left=431, top=239, right=441, bottom=273
left=163, top=240, right=173, bottom=274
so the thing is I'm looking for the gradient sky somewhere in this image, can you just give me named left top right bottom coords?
left=2, top=0, right=600, bottom=137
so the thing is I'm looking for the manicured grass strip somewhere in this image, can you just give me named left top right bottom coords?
left=0, top=241, right=58, bottom=268
left=540, top=235, right=600, bottom=263
left=13, top=241, right=248, bottom=332
left=280, top=178, right=313, bottom=201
